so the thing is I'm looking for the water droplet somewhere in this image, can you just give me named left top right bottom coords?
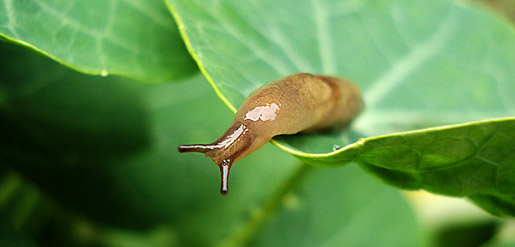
left=332, top=144, right=341, bottom=151
left=100, top=69, right=108, bottom=77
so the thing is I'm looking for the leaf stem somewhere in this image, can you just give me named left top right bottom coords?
left=219, top=163, right=313, bottom=247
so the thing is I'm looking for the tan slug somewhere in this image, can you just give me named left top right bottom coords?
left=178, top=73, right=364, bottom=195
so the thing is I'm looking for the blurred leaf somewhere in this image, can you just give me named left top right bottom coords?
left=483, top=221, right=515, bottom=247
left=433, top=220, right=497, bottom=247
left=0, top=41, right=422, bottom=246
left=167, top=0, right=515, bottom=216
left=96, top=225, right=179, bottom=247
left=0, top=0, right=197, bottom=82
left=0, top=38, right=305, bottom=237
left=0, top=41, right=151, bottom=161
left=0, top=171, right=71, bottom=247
left=469, top=194, right=515, bottom=218
left=0, top=221, right=37, bottom=247
left=247, top=165, right=424, bottom=247
left=0, top=169, right=179, bottom=247
left=0, top=40, right=155, bottom=228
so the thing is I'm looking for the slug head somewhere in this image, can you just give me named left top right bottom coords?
left=178, top=142, right=233, bottom=195
left=178, top=122, right=268, bottom=195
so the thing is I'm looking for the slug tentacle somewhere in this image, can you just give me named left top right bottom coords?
left=178, top=73, right=364, bottom=195
left=220, top=160, right=232, bottom=195
left=178, top=121, right=269, bottom=194
left=177, top=144, right=214, bottom=153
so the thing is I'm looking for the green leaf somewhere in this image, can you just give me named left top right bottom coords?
left=292, top=118, right=514, bottom=189
left=0, top=40, right=158, bottom=228
left=432, top=220, right=498, bottom=247
left=0, top=174, right=36, bottom=247
left=469, top=194, right=515, bottom=218
left=246, top=165, right=424, bottom=247
left=356, top=119, right=515, bottom=194
left=483, top=220, right=515, bottom=247
left=0, top=0, right=197, bottom=83
left=1, top=41, right=422, bottom=246
left=167, top=0, right=514, bottom=153
left=0, top=41, right=152, bottom=162
left=167, top=0, right=515, bottom=215
left=0, top=222, right=37, bottom=247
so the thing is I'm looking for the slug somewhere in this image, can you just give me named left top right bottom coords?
left=178, top=73, right=363, bottom=195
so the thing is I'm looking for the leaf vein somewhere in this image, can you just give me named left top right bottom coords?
left=312, top=0, right=336, bottom=74
left=364, top=9, right=461, bottom=106
left=250, top=0, right=313, bottom=72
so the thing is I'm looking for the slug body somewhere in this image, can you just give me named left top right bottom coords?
left=178, top=73, right=363, bottom=194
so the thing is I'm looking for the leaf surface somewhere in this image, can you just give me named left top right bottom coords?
left=0, top=0, right=197, bottom=82
left=167, top=0, right=515, bottom=215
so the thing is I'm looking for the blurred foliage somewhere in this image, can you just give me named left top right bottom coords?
left=0, top=41, right=424, bottom=246
left=0, top=0, right=514, bottom=246
left=433, top=220, right=498, bottom=247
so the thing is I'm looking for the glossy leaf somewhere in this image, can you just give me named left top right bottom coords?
left=0, top=0, right=197, bottom=82
left=167, top=0, right=514, bottom=153
left=290, top=118, right=515, bottom=190
left=167, top=0, right=515, bottom=215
